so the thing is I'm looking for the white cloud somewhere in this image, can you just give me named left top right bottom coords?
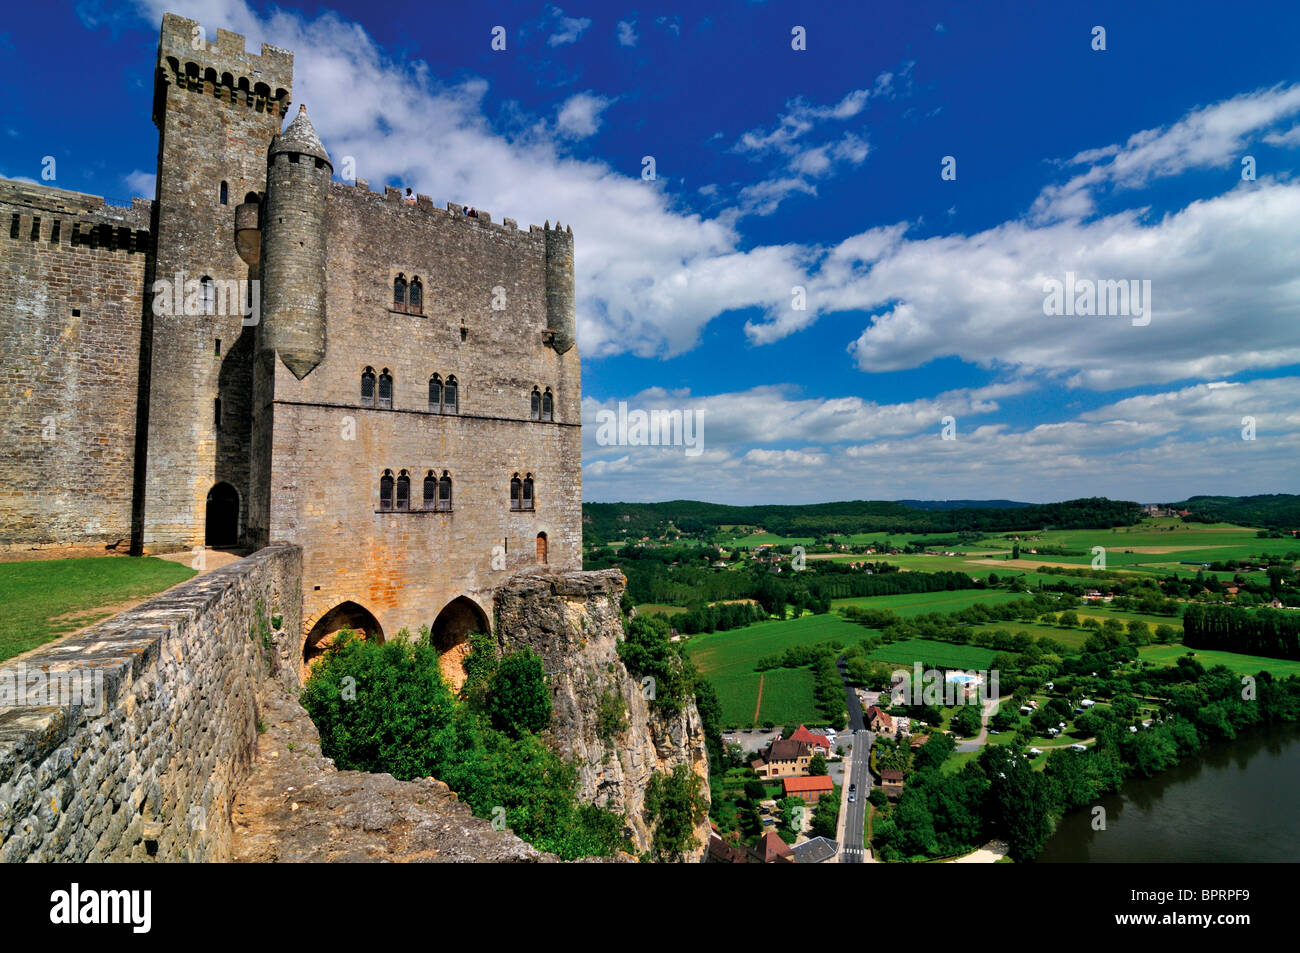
left=616, top=19, right=638, bottom=47
left=1031, top=83, right=1300, bottom=223
left=556, top=92, right=613, bottom=139
left=125, top=169, right=155, bottom=197
left=546, top=6, right=592, bottom=47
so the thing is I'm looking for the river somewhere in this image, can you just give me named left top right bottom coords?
left=1035, top=721, right=1300, bottom=862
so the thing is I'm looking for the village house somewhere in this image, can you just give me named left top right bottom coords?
left=880, top=769, right=905, bottom=799
left=786, top=724, right=833, bottom=755
left=751, top=738, right=813, bottom=779
left=866, top=706, right=894, bottom=734
left=749, top=830, right=795, bottom=864
left=782, top=774, right=835, bottom=805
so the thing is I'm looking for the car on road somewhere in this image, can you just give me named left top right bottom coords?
left=849, top=792, right=856, bottom=803
left=849, top=783, right=856, bottom=791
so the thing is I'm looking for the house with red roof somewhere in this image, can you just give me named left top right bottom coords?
left=866, top=705, right=893, bottom=733
left=786, top=724, right=832, bottom=755
left=749, top=830, right=795, bottom=864
left=782, top=774, right=835, bottom=804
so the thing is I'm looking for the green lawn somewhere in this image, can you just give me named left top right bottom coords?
left=0, top=557, right=197, bottom=663
left=1138, top=644, right=1300, bottom=678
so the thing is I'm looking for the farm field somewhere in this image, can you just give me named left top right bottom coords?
left=1138, top=644, right=1300, bottom=678
left=684, top=612, right=867, bottom=679
left=864, top=638, right=999, bottom=670
left=0, top=557, right=198, bottom=663
left=634, top=603, right=687, bottom=617
left=831, top=589, right=1022, bottom=617
left=708, top=666, right=820, bottom=727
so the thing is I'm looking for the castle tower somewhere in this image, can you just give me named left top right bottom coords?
left=544, top=222, right=576, bottom=354
left=141, top=14, right=293, bottom=550
left=261, top=105, right=330, bottom=379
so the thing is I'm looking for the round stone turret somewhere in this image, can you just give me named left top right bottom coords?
left=262, top=105, right=331, bottom=379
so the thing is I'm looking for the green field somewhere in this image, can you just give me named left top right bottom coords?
left=684, top=612, right=867, bottom=679
left=1138, top=644, right=1300, bottom=678
left=864, top=638, right=999, bottom=670
left=635, top=603, right=687, bottom=617
left=707, top=666, right=821, bottom=727
left=0, top=557, right=198, bottom=663
left=831, top=589, right=1022, bottom=617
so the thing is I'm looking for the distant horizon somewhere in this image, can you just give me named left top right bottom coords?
left=581, top=492, right=1295, bottom=509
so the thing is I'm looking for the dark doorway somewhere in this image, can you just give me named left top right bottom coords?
left=432, top=596, right=490, bottom=691
left=205, top=482, right=240, bottom=547
left=302, top=601, right=384, bottom=676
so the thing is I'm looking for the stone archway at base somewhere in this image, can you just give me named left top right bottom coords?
left=301, top=601, right=384, bottom=678
left=432, top=596, right=490, bottom=692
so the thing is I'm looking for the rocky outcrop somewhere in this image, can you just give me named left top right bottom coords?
left=494, top=568, right=711, bottom=862
left=229, top=674, right=554, bottom=863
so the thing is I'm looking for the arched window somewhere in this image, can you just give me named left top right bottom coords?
left=378, top=369, right=393, bottom=409
left=436, top=472, right=452, bottom=512
left=219, top=181, right=228, bottom=205
left=423, top=471, right=437, bottom=509
left=510, top=474, right=522, bottom=511
left=429, top=374, right=442, bottom=412
left=530, top=388, right=541, bottom=420
left=444, top=375, right=458, bottom=414
left=393, top=274, right=407, bottom=312
left=199, top=275, right=215, bottom=315
left=536, top=532, right=548, bottom=565
left=361, top=367, right=376, bottom=408
left=523, top=474, right=535, bottom=512
left=408, top=277, right=422, bottom=315
left=379, top=470, right=394, bottom=511
left=395, top=471, right=410, bottom=511
left=541, top=388, right=554, bottom=422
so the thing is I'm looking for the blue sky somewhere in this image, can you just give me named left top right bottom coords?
left=4, top=1, right=1300, bottom=504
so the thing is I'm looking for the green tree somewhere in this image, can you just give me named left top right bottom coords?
left=644, top=764, right=708, bottom=861
left=486, top=648, right=552, bottom=738
left=808, top=752, right=828, bottom=776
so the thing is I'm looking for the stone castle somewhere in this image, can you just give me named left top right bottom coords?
left=0, top=13, right=583, bottom=681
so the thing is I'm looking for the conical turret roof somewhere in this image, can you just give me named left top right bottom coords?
left=270, top=104, right=331, bottom=167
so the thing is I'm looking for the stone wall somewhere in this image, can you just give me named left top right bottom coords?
left=0, top=180, right=152, bottom=548
left=0, top=546, right=302, bottom=861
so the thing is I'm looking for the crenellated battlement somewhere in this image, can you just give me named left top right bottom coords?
left=154, top=13, right=292, bottom=125
left=330, top=176, right=573, bottom=240
left=0, top=178, right=153, bottom=254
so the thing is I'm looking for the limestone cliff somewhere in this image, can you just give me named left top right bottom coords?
left=494, top=568, right=711, bottom=862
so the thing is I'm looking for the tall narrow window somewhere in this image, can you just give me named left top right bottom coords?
left=541, top=388, right=554, bottom=422
left=219, top=181, right=229, bottom=205
left=423, top=471, right=437, bottom=509
left=523, top=474, right=535, bottom=512
left=530, top=388, right=541, bottom=420
left=408, top=277, right=422, bottom=314
left=444, top=375, right=458, bottom=414
left=214, top=397, right=222, bottom=432
left=214, top=338, right=221, bottom=356
left=536, top=532, right=548, bottom=565
left=429, top=374, right=442, bottom=412
left=361, top=367, right=376, bottom=407
left=395, top=471, right=411, bottom=511
left=378, top=370, right=393, bottom=409
left=437, top=472, right=452, bottom=512
left=510, top=474, right=522, bottom=511
left=30, top=217, right=40, bottom=241
left=393, top=274, right=407, bottom=312
left=9, top=214, right=18, bottom=239
left=379, top=470, right=394, bottom=511
left=200, top=276, right=215, bottom=315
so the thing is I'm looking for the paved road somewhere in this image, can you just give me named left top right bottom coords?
left=839, top=729, right=874, bottom=863
left=837, top=655, right=866, bottom=732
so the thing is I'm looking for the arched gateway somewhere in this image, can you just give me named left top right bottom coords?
left=431, top=596, right=490, bottom=692
left=301, top=601, right=384, bottom=676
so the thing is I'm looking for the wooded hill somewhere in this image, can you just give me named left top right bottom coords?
left=583, top=497, right=1142, bottom=542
